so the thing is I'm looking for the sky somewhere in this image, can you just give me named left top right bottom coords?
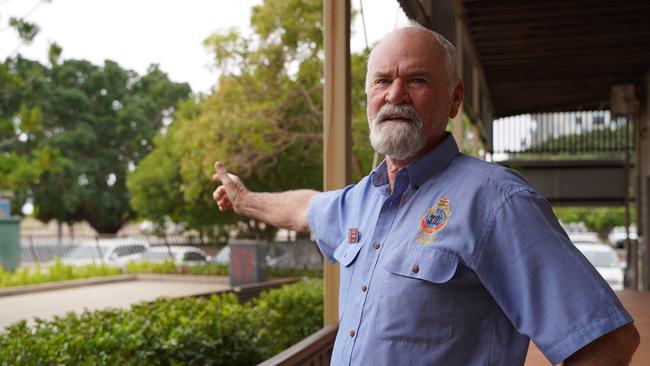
left=0, top=0, right=411, bottom=94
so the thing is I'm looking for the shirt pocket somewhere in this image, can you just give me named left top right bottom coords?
left=377, top=248, right=458, bottom=345
left=333, top=242, right=365, bottom=320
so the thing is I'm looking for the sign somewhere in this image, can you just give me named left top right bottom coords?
left=0, top=199, right=10, bottom=218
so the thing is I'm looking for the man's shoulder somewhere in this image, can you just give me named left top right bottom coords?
left=449, top=154, right=533, bottom=196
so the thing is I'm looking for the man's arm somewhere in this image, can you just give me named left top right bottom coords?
left=563, top=323, right=640, bottom=365
left=212, top=162, right=319, bottom=232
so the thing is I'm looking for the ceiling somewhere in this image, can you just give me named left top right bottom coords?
left=399, top=0, right=650, bottom=117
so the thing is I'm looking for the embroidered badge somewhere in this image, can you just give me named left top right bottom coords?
left=415, top=198, right=451, bottom=245
left=348, top=228, right=359, bottom=244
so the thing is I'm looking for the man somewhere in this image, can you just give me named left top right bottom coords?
left=212, top=26, right=639, bottom=365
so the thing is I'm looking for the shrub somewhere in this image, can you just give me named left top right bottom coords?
left=0, top=279, right=324, bottom=365
left=0, top=260, right=121, bottom=288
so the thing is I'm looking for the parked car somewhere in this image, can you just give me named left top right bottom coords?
left=211, top=244, right=292, bottom=267
left=608, top=225, right=638, bottom=249
left=212, top=245, right=231, bottom=265
left=140, top=246, right=209, bottom=265
left=575, top=243, right=624, bottom=291
left=60, top=238, right=149, bottom=266
left=568, top=232, right=601, bottom=245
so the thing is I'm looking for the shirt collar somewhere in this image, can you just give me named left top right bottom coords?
left=370, top=132, right=459, bottom=189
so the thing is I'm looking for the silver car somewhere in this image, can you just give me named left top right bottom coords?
left=61, top=238, right=149, bottom=266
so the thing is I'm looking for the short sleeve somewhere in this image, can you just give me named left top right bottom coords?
left=472, top=189, right=633, bottom=364
left=307, top=185, right=356, bottom=263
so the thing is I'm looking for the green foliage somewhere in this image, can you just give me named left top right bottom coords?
left=252, top=279, right=324, bottom=356
left=554, top=206, right=635, bottom=235
left=266, top=266, right=322, bottom=278
left=0, top=259, right=120, bottom=288
left=0, top=280, right=324, bottom=365
left=515, top=123, right=632, bottom=160
left=8, top=17, right=40, bottom=43
left=128, top=0, right=373, bottom=239
left=0, top=259, right=316, bottom=288
left=1, top=54, right=191, bottom=233
left=125, top=260, right=229, bottom=276
left=47, top=42, right=62, bottom=65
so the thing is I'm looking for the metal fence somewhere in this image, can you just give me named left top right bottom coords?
left=492, top=110, right=633, bottom=160
left=18, top=235, right=323, bottom=270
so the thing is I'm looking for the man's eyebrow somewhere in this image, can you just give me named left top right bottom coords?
left=404, top=69, right=430, bottom=78
left=371, top=69, right=431, bottom=79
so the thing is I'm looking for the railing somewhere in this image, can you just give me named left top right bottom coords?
left=258, top=325, right=338, bottom=366
left=492, top=110, right=633, bottom=161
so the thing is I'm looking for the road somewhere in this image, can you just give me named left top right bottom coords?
left=0, top=275, right=230, bottom=329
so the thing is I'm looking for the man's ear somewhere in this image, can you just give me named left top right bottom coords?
left=449, top=80, right=464, bottom=118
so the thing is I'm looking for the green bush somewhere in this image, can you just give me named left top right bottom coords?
left=253, top=278, right=324, bottom=356
left=0, top=260, right=121, bottom=288
left=1, top=260, right=315, bottom=289
left=266, top=266, right=322, bottom=279
left=0, top=279, right=324, bottom=365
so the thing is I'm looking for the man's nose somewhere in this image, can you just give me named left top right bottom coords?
left=385, top=78, right=411, bottom=105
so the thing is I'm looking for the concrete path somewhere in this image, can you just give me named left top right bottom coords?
left=0, top=275, right=230, bottom=329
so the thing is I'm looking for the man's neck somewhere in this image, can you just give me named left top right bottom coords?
left=385, top=135, right=445, bottom=192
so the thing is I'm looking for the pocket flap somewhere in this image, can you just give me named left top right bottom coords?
left=333, top=243, right=365, bottom=267
left=384, top=248, right=459, bottom=284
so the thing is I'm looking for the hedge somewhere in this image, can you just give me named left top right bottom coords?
left=0, top=260, right=121, bottom=288
left=1, top=261, right=321, bottom=289
left=0, top=279, right=324, bottom=365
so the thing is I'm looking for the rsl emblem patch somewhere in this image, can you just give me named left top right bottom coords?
left=415, top=198, right=451, bottom=245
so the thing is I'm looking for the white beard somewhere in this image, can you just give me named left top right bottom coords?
left=368, top=104, right=426, bottom=160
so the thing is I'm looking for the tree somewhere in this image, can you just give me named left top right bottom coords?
left=0, top=55, right=191, bottom=233
left=128, top=0, right=374, bottom=241
left=553, top=206, right=635, bottom=238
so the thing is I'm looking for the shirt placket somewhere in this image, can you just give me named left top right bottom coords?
left=341, top=173, right=409, bottom=365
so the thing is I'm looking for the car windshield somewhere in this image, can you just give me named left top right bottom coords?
left=65, top=246, right=107, bottom=259
left=582, top=251, right=618, bottom=267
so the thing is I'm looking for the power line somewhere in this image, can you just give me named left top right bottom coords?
left=358, top=0, right=369, bottom=52
left=0, top=0, right=47, bottom=32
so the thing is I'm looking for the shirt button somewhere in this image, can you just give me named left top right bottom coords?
left=349, top=330, right=356, bottom=337
left=361, top=285, right=368, bottom=292
left=413, top=184, right=419, bottom=191
left=411, top=264, right=419, bottom=273
left=373, top=242, right=381, bottom=250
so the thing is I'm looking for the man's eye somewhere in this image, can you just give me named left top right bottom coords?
left=411, top=78, right=427, bottom=84
left=375, top=79, right=390, bottom=85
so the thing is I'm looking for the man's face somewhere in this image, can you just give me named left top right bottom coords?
left=366, top=29, right=461, bottom=160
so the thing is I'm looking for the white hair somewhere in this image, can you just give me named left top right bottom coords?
left=365, top=24, right=458, bottom=94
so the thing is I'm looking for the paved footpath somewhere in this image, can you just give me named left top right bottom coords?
left=0, top=275, right=230, bottom=329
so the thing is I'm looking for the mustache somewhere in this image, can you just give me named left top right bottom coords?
left=373, top=104, right=420, bottom=123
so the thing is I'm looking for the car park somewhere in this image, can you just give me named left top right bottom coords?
left=140, top=245, right=209, bottom=265
left=568, top=232, right=602, bottom=245
left=574, top=243, right=625, bottom=291
left=60, top=238, right=149, bottom=266
left=212, top=245, right=231, bottom=265
left=608, top=225, right=638, bottom=249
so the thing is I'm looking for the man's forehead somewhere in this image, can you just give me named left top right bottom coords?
left=370, top=67, right=432, bottom=77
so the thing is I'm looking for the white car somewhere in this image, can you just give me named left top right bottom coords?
left=61, top=238, right=149, bottom=266
left=568, top=232, right=601, bottom=245
left=608, top=225, right=637, bottom=248
left=212, top=245, right=231, bottom=265
left=575, top=243, right=624, bottom=291
left=140, top=246, right=209, bottom=265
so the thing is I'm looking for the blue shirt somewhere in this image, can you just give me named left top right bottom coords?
left=307, top=133, right=633, bottom=365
